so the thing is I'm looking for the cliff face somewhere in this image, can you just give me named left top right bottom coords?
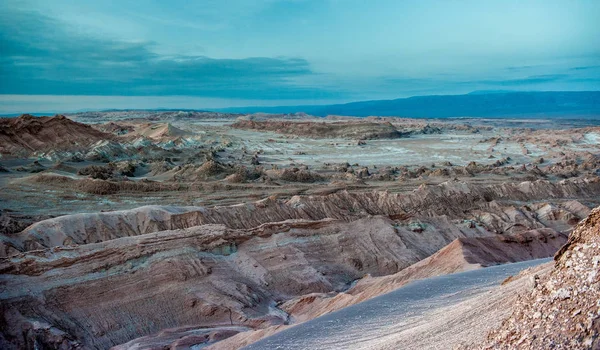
left=486, top=207, right=600, bottom=349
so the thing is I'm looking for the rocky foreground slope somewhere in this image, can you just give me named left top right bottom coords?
left=484, top=206, right=600, bottom=349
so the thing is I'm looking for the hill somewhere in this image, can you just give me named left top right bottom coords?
left=0, top=114, right=111, bottom=156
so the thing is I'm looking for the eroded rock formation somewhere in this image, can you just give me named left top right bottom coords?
left=0, top=177, right=596, bottom=349
left=1, top=113, right=599, bottom=349
left=6, top=177, right=598, bottom=254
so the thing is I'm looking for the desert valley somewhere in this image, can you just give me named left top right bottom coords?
left=1, top=110, right=599, bottom=349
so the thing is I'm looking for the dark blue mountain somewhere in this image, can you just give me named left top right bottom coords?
left=217, top=91, right=600, bottom=118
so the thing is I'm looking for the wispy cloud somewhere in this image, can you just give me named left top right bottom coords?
left=570, top=65, right=600, bottom=71
left=471, top=74, right=569, bottom=86
left=0, top=8, right=335, bottom=99
left=504, top=65, right=539, bottom=71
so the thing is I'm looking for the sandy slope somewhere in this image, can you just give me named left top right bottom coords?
left=241, top=259, right=552, bottom=350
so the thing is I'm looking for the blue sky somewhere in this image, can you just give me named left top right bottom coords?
left=1, top=0, right=599, bottom=113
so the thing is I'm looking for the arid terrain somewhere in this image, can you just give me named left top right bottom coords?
left=1, top=111, right=599, bottom=349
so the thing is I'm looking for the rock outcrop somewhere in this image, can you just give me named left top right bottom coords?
left=0, top=202, right=581, bottom=350
left=0, top=205, right=584, bottom=349
left=485, top=207, right=600, bottom=349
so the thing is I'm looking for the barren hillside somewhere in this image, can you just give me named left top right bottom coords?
left=0, top=115, right=111, bottom=156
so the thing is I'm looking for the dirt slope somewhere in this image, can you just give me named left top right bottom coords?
left=211, top=228, right=566, bottom=346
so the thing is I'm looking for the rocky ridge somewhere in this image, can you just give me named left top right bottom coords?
left=231, top=119, right=405, bottom=139
left=5, top=177, right=598, bottom=255
left=485, top=207, right=600, bottom=349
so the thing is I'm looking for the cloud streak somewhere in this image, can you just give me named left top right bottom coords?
left=474, top=74, right=569, bottom=86
left=0, top=8, right=336, bottom=99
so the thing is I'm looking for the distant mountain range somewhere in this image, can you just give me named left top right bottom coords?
left=216, top=91, right=600, bottom=118
left=2, top=91, right=599, bottom=119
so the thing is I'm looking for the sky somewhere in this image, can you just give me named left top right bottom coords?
left=1, top=0, right=599, bottom=113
